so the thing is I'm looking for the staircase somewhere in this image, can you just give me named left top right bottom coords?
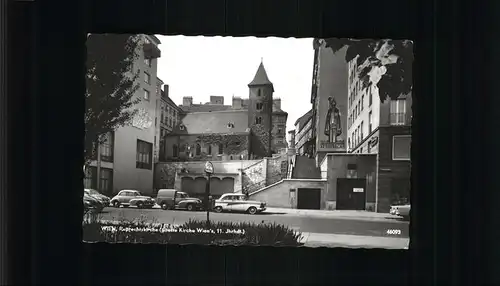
left=292, top=155, right=321, bottom=179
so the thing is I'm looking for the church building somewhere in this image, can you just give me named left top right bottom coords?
left=162, top=62, right=288, bottom=162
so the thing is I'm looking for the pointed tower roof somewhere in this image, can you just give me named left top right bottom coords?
left=248, top=61, right=274, bottom=90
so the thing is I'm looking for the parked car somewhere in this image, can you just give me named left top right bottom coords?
left=84, top=188, right=110, bottom=207
left=389, top=204, right=411, bottom=220
left=214, top=193, right=266, bottom=215
left=155, top=189, right=203, bottom=211
left=83, top=193, right=104, bottom=213
left=110, top=190, right=155, bottom=209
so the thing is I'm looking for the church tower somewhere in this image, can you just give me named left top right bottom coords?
left=248, top=60, right=274, bottom=158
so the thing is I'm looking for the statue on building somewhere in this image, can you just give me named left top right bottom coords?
left=324, top=96, right=342, bottom=143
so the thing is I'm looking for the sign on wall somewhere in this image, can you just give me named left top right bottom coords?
left=132, top=108, right=153, bottom=130
left=317, top=94, right=347, bottom=152
left=315, top=47, right=348, bottom=153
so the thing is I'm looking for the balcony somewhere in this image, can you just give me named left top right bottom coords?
left=389, top=112, right=412, bottom=126
left=143, top=43, right=161, bottom=59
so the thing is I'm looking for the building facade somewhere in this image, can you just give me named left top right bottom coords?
left=158, top=83, right=181, bottom=161
left=310, top=39, right=349, bottom=166
left=294, top=110, right=313, bottom=156
left=346, top=56, right=412, bottom=212
left=271, top=98, right=288, bottom=153
left=84, top=34, right=162, bottom=196
left=163, top=62, right=288, bottom=162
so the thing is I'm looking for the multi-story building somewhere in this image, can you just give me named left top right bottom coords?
left=158, top=83, right=182, bottom=161
left=310, top=38, right=349, bottom=166
left=294, top=109, right=313, bottom=156
left=346, top=56, right=412, bottom=211
left=84, top=34, right=162, bottom=196
left=271, top=98, right=288, bottom=153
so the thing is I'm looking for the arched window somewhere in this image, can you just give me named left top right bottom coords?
left=172, top=144, right=178, bottom=157
left=208, top=145, right=212, bottom=155
left=218, top=143, right=223, bottom=155
left=230, top=155, right=233, bottom=160
left=196, top=144, right=201, bottom=156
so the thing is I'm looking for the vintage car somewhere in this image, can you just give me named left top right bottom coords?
left=214, top=193, right=266, bottom=215
left=84, top=188, right=110, bottom=207
left=110, top=190, right=155, bottom=209
left=83, top=193, right=105, bottom=213
left=389, top=204, right=411, bottom=220
left=155, top=189, right=203, bottom=211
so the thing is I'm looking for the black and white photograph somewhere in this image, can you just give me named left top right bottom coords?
left=82, top=34, right=412, bottom=249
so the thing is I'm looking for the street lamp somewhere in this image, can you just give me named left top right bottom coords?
left=204, top=161, right=214, bottom=227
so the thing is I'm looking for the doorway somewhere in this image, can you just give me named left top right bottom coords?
left=297, top=188, right=321, bottom=210
left=336, top=178, right=366, bottom=210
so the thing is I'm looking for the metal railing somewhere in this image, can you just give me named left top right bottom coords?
left=389, top=112, right=411, bottom=126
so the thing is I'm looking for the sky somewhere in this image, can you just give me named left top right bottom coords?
left=155, top=35, right=314, bottom=134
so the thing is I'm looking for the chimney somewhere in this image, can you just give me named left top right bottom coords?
left=232, top=96, right=242, bottom=109
left=182, top=96, right=193, bottom=106
left=210, top=96, right=224, bottom=105
left=163, top=84, right=169, bottom=98
left=273, top=98, right=281, bottom=109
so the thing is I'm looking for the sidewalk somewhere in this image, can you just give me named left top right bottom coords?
left=266, top=207, right=401, bottom=222
left=300, top=232, right=409, bottom=249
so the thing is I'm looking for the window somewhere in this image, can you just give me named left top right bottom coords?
left=208, top=145, right=212, bottom=155
left=218, top=143, right=223, bottom=155
left=161, top=111, right=164, bottom=123
left=144, top=72, right=150, bottom=84
left=368, top=111, right=373, bottom=133
left=196, top=144, right=201, bottom=156
left=256, top=102, right=263, bottom=110
left=257, top=89, right=261, bottom=97
left=100, top=132, right=114, bottom=162
left=136, top=140, right=152, bottom=169
left=172, top=144, right=178, bottom=157
left=144, top=89, right=150, bottom=100
left=278, top=128, right=282, bottom=134
left=361, top=95, right=364, bottom=110
left=369, top=86, right=373, bottom=106
left=360, top=121, right=364, bottom=140
left=390, top=98, right=407, bottom=125
left=99, top=168, right=113, bottom=195
left=392, top=135, right=411, bottom=160
left=255, top=117, right=262, bottom=124
left=348, top=138, right=351, bottom=149
left=144, top=58, right=151, bottom=67
left=84, top=167, right=96, bottom=189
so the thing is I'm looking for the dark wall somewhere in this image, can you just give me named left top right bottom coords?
left=377, top=126, right=412, bottom=212
left=326, top=154, right=377, bottom=207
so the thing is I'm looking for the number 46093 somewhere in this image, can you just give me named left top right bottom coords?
left=386, top=229, right=402, bottom=235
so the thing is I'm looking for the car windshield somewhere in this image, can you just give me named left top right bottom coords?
left=88, top=189, right=100, bottom=196
left=178, top=193, right=188, bottom=198
left=133, top=192, right=140, bottom=196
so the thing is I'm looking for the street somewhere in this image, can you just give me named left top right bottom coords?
left=97, top=206, right=409, bottom=238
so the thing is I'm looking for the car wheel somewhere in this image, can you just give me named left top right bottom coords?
left=112, top=201, right=120, bottom=208
left=161, top=203, right=169, bottom=210
left=186, top=204, right=194, bottom=211
left=247, top=207, right=257, bottom=215
left=214, top=206, right=223, bottom=213
left=137, top=202, right=144, bottom=209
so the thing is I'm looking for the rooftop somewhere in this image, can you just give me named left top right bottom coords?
left=248, top=62, right=274, bottom=89
left=170, top=110, right=250, bottom=135
left=294, top=109, right=313, bottom=127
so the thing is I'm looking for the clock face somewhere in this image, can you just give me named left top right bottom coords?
left=132, top=108, right=153, bottom=130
